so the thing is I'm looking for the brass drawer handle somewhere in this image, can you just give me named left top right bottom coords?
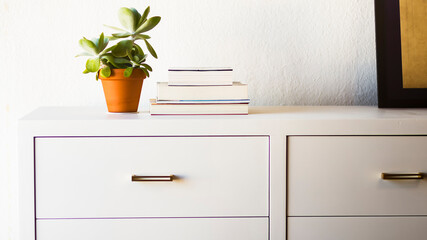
left=132, top=175, right=174, bottom=182
left=381, top=173, right=424, bottom=180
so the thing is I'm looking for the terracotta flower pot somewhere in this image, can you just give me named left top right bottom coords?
left=99, top=69, right=146, bottom=113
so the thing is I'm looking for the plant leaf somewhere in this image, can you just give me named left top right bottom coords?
left=141, top=67, right=150, bottom=78
left=97, top=33, right=105, bottom=53
left=124, top=67, right=133, bottom=77
left=144, top=39, right=157, bottom=58
left=100, top=66, right=111, bottom=78
left=112, top=32, right=132, bottom=38
left=112, top=40, right=134, bottom=57
left=133, top=43, right=144, bottom=55
left=116, top=64, right=132, bottom=68
left=102, top=38, right=109, bottom=51
left=104, top=24, right=126, bottom=32
left=142, top=63, right=152, bottom=71
left=86, top=57, right=100, bottom=72
left=130, top=8, right=141, bottom=31
left=139, top=54, right=147, bottom=62
left=118, top=7, right=137, bottom=31
left=139, top=6, right=150, bottom=27
left=134, top=34, right=150, bottom=40
left=101, top=45, right=116, bottom=55
left=135, top=16, right=161, bottom=34
left=106, top=35, right=119, bottom=41
left=83, top=69, right=90, bottom=74
left=114, top=57, right=131, bottom=64
left=91, top=37, right=100, bottom=50
left=75, top=52, right=93, bottom=57
left=79, top=37, right=98, bottom=55
left=130, top=59, right=142, bottom=67
left=101, top=54, right=120, bottom=68
left=127, top=50, right=135, bottom=62
left=94, top=33, right=108, bottom=52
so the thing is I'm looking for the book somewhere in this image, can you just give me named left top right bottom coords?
left=157, top=82, right=248, bottom=100
left=150, top=101, right=248, bottom=115
left=168, top=68, right=233, bottom=86
left=155, top=99, right=250, bottom=104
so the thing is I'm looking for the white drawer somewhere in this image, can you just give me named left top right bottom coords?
left=35, top=136, right=268, bottom=218
left=37, top=218, right=268, bottom=240
left=288, top=217, right=427, bottom=240
left=288, top=136, right=427, bottom=216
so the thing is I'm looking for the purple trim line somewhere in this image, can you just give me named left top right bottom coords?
left=33, top=137, right=37, bottom=240
left=268, top=135, right=271, bottom=240
left=37, top=216, right=269, bottom=221
left=289, top=215, right=427, bottom=218
left=34, top=135, right=269, bottom=138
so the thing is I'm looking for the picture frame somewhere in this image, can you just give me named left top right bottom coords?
left=375, top=0, right=427, bottom=108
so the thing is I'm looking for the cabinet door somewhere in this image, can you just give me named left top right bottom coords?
left=288, top=217, right=427, bottom=240
left=288, top=136, right=427, bottom=216
left=37, top=218, right=268, bottom=240
left=36, top=136, right=268, bottom=218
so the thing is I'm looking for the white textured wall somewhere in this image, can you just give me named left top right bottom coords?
left=0, top=0, right=377, bottom=239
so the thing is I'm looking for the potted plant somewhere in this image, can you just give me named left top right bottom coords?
left=76, top=7, right=161, bottom=112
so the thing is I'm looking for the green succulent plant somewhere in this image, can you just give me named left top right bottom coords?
left=76, top=7, right=161, bottom=80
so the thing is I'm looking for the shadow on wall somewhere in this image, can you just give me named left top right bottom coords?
left=354, top=62, right=377, bottom=106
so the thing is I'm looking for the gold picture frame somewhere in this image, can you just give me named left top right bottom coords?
left=375, top=0, right=427, bottom=107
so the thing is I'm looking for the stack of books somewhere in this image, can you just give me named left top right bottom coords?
left=150, top=68, right=249, bottom=115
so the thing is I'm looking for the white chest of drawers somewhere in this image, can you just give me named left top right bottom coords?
left=19, top=106, right=427, bottom=240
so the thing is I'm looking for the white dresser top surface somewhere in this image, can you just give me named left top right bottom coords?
left=21, top=106, right=427, bottom=121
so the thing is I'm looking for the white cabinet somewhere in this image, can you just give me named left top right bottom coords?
left=33, top=136, right=269, bottom=239
left=287, top=136, right=427, bottom=240
left=288, top=217, right=427, bottom=240
left=36, top=137, right=269, bottom=218
left=37, top=218, right=269, bottom=240
left=19, top=106, right=427, bottom=240
left=288, top=136, right=427, bottom=216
